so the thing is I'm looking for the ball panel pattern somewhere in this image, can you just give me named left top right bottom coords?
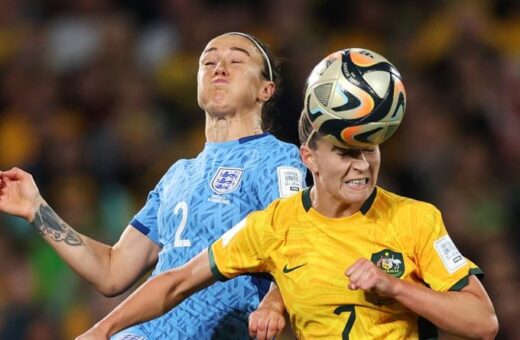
left=304, top=48, right=406, bottom=148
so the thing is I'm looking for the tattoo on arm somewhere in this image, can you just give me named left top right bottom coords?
left=31, top=203, right=85, bottom=246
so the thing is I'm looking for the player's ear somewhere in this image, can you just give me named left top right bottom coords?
left=300, top=145, right=317, bottom=173
left=259, top=81, right=275, bottom=102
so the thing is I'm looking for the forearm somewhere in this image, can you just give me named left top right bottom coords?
left=91, top=271, right=183, bottom=336
left=89, top=250, right=216, bottom=337
left=1, top=168, right=141, bottom=294
left=31, top=199, right=101, bottom=270
left=30, top=199, right=131, bottom=294
left=259, top=282, right=285, bottom=313
left=393, top=277, right=498, bottom=339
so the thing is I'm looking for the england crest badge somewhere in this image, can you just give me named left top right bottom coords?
left=210, top=167, right=244, bottom=194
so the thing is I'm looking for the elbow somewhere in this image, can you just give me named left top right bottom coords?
left=473, top=313, right=499, bottom=340
left=481, top=314, right=499, bottom=340
left=162, top=271, right=194, bottom=313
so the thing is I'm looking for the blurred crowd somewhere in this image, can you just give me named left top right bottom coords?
left=0, top=0, right=518, bottom=339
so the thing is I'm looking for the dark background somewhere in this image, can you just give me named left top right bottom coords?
left=0, top=0, right=518, bottom=338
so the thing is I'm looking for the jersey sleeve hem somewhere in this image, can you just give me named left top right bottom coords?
left=129, top=219, right=162, bottom=247
left=208, top=245, right=230, bottom=282
left=448, top=267, right=484, bottom=292
left=130, top=218, right=150, bottom=235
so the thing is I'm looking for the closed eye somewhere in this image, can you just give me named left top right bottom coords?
left=334, top=147, right=362, bottom=158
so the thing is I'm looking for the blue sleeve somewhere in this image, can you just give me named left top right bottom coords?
left=130, top=188, right=162, bottom=246
left=255, top=144, right=306, bottom=207
left=130, top=164, right=176, bottom=246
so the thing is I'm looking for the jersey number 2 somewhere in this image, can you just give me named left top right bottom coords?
left=334, top=304, right=356, bottom=340
left=173, top=201, right=191, bottom=247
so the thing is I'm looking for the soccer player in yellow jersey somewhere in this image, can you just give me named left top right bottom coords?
left=76, top=99, right=499, bottom=340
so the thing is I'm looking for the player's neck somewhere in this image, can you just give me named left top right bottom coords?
left=310, top=186, right=362, bottom=218
left=205, top=110, right=263, bottom=142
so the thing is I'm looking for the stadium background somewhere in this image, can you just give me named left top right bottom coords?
left=0, top=0, right=518, bottom=339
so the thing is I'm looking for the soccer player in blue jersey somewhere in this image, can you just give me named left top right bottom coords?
left=0, top=32, right=306, bottom=339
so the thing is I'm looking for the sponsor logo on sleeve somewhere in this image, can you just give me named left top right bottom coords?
left=277, top=166, right=303, bottom=197
left=434, top=235, right=467, bottom=273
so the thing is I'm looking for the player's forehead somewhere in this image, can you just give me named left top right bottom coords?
left=201, top=34, right=261, bottom=61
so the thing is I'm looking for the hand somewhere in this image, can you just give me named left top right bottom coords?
left=0, top=167, right=42, bottom=222
left=345, top=258, right=399, bottom=298
left=75, top=325, right=109, bottom=340
left=249, top=305, right=286, bottom=340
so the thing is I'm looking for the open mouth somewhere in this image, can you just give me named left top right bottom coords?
left=345, top=178, right=369, bottom=187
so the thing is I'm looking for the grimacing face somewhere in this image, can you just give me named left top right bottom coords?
left=197, top=34, right=272, bottom=117
left=303, top=138, right=380, bottom=211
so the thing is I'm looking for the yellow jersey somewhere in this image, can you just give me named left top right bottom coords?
left=209, top=187, right=481, bottom=339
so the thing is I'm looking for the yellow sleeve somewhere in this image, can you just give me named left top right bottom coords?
left=209, top=203, right=277, bottom=281
left=415, top=204, right=482, bottom=292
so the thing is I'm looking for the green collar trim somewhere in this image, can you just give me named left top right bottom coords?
left=301, top=186, right=377, bottom=215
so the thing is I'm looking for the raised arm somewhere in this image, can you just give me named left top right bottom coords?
left=346, top=259, right=499, bottom=339
left=0, top=167, right=160, bottom=296
left=76, top=249, right=216, bottom=339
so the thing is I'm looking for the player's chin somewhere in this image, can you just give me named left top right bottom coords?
left=200, top=94, right=231, bottom=114
left=341, top=185, right=373, bottom=203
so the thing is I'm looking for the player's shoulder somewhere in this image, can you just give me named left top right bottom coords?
left=159, top=156, right=203, bottom=182
left=163, top=158, right=190, bottom=174
left=375, top=187, right=440, bottom=217
left=262, top=136, right=302, bottom=168
left=266, top=191, right=305, bottom=221
left=251, top=134, right=299, bottom=153
left=241, top=135, right=303, bottom=173
left=374, top=187, right=444, bottom=239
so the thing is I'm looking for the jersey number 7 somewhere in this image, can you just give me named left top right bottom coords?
left=334, top=304, right=356, bottom=339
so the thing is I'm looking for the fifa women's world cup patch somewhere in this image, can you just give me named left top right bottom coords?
left=434, top=235, right=467, bottom=274
left=371, top=249, right=404, bottom=278
left=277, top=166, right=303, bottom=197
left=210, top=167, right=244, bottom=194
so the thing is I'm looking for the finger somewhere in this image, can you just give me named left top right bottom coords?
left=256, top=316, right=269, bottom=340
left=248, top=313, right=259, bottom=337
left=357, top=270, right=377, bottom=291
left=264, top=316, right=276, bottom=339
left=275, top=315, right=286, bottom=336
left=3, top=167, right=24, bottom=180
left=345, top=261, right=358, bottom=276
left=347, top=259, right=373, bottom=290
left=345, top=258, right=367, bottom=276
left=266, top=315, right=282, bottom=339
left=346, top=264, right=365, bottom=285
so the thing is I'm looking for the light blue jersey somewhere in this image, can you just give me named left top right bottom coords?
left=113, top=133, right=306, bottom=340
